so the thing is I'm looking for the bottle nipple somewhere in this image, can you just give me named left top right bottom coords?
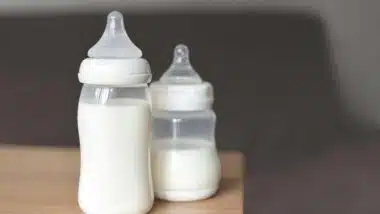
left=160, top=44, right=202, bottom=84
left=88, top=11, right=142, bottom=58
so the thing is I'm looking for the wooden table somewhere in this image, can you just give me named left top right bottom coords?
left=0, top=145, right=243, bottom=214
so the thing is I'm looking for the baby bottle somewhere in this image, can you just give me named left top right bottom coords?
left=149, top=44, right=221, bottom=202
left=77, top=11, right=153, bottom=214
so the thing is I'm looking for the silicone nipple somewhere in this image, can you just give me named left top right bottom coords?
left=160, top=44, right=202, bottom=84
left=88, top=11, right=142, bottom=58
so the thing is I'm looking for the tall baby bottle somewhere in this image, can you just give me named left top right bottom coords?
left=77, top=11, right=154, bottom=214
left=150, top=44, right=221, bottom=202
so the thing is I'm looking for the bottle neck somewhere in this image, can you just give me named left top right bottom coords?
left=150, top=98, right=213, bottom=111
left=78, top=58, right=152, bottom=85
left=79, top=84, right=149, bottom=104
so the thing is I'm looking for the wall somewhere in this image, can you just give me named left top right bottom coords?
left=0, top=11, right=342, bottom=151
left=0, top=1, right=379, bottom=150
left=322, top=0, right=380, bottom=128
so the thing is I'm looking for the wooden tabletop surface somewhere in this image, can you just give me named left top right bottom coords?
left=0, top=145, right=244, bottom=214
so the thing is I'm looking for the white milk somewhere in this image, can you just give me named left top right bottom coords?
left=151, top=138, right=221, bottom=201
left=77, top=98, right=153, bottom=214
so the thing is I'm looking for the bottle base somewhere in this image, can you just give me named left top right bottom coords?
left=155, top=187, right=218, bottom=202
left=84, top=210, right=150, bottom=214
left=82, top=203, right=153, bottom=214
left=84, top=212, right=148, bottom=214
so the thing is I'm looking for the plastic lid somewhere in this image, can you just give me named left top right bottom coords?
left=78, top=11, right=151, bottom=85
left=150, top=44, right=213, bottom=111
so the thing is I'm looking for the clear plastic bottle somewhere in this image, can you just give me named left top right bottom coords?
left=77, top=11, right=153, bottom=214
left=149, top=44, right=221, bottom=202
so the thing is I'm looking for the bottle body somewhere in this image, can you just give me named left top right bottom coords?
left=151, top=109, right=221, bottom=201
left=77, top=84, right=153, bottom=214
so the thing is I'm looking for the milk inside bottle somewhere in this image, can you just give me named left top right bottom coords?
left=77, top=11, right=153, bottom=214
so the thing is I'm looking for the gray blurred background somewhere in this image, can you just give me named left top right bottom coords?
left=0, top=1, right=380, bottom=213
left=0, top=0, right=379, bottom=149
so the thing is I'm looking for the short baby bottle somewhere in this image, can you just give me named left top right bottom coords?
left=77, top=11, right=153, bottom=214
left=150, top=44, right=221, bottom=202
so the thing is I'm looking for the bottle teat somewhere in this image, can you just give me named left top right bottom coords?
left=160, top=44, right=202, bottom=84
left=88, top=11, right=142, bottom=58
